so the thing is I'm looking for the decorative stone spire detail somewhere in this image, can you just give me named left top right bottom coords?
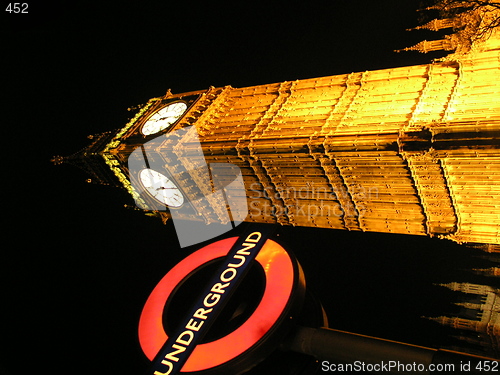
left=51, top=131, right=119, bottom=186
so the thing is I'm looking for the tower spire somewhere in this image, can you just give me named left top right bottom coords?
left=397, top=2, right=500, bottom=55
left=52, top=131, right=120, bottom=186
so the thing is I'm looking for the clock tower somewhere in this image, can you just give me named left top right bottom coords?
left=54, top=11, right=500, bottom=247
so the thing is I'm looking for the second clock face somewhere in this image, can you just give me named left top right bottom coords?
left=141, top=102, right=188, bottom=135
left=139, top=168, right=184, bottom=208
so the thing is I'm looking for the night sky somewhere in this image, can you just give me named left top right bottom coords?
left=2, top=2, right=499, bottom=375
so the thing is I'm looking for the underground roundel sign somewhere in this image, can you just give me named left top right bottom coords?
left=138, top=229, right=304, bottom=375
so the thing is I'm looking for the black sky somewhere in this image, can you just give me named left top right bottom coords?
left=2, top=2, right=499, bottom=375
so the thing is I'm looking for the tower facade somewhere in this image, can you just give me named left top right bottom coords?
left=56, top=16, right=500, bottom=246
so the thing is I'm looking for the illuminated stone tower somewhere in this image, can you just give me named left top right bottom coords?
left=54, top=10, right=500, bottom=246
left=426, top=282, right=500, bottom=357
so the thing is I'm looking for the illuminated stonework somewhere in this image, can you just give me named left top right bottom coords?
left=55, top=14, right=500, bottom=246
left=427, top=282, right=500, bottom=357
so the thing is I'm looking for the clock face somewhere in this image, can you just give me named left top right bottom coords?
left=139, top=169, right=184, bottom=208
left=141, top=102, right=188, bottom=135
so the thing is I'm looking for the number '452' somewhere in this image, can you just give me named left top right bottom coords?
left=5, top=3, right=28, bottom=13
left=475, top=361, right=499, bottom=372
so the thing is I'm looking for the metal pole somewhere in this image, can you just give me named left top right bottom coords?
left=286, top=326, right=498, bottom=374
